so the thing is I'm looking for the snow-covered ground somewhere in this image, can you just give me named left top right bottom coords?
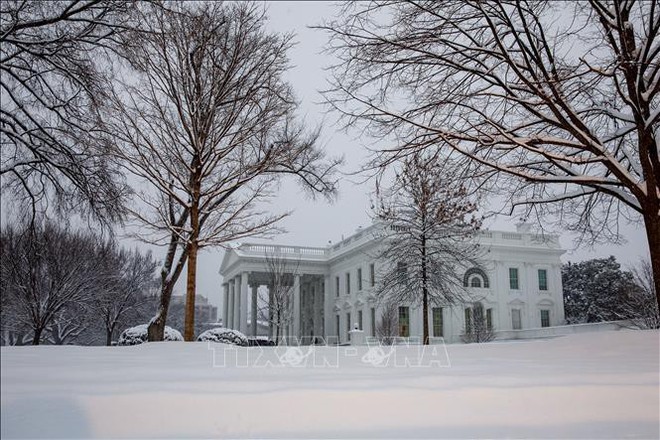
left=1, top=330, right=658, bottom=439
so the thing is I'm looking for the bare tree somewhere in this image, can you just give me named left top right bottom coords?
left=320, top=1, right=660, bottom=313
left=90, top=246, right=158, bottom=345
left=107, top=2, right=339, bottom=341
left=0, top=221, right=105, bottom=345
left=258, top=251, right=299, bottom=345
left=373, top=152, right=483, bottom=344
left=0, top=0, right=141, bottom=224
left=376, top=302, right=398, bottom=345
left=624, top=259, right=660, bottom=329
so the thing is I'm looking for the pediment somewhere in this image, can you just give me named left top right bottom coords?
left=537, top=298, right=554, bottom=306
left=508, top=298, right=525, bottom=306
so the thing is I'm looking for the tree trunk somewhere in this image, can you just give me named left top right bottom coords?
left=421, top=230, right=429, bottom=345
left=643, top=212, right=660, bottom=321
left=184, top=240, right=199, bottom=341
left=148, top=281, right=175, bottom=341
left=106, top=322, right=116, bottom=346
left=32, top=327, right=42, bottom=345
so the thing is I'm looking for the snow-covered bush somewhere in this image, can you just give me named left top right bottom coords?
left=197, top=327, right=248, bottom=346
left=117, top=324, right=183, bottom=346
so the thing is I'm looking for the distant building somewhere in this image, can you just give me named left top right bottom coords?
left=219, top=222, right=565, bottom=344
left=171, top=294, right=218, bottom=326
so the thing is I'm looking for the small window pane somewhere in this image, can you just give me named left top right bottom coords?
left=541, top=310, right=550, bottom=327
left=486, top=308, right=493, bottom=329
left=347, top=312, right=351, bottom=340
left=346, top=273, right=351, bottom=294
left=538, top=269, right=548, bottom=291
left=371, top=308, right=376, bottom=337
left=370, top=263, right=375, bottom=287
left=335, top=276, right=340, bottom=297
left=464, top=308, right=473, bottom=333
left=358, top=310, right=363, bottom=330
left=432, top=307, right=443, bottom=337
left=398, top=306, right=410, bottom=337
left=358, top=268, right=363, bottom=290
left=470, top=276, right=482, bottom=288
left=509, top=268, right=519, bottom=290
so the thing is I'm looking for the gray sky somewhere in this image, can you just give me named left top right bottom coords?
left=172, top=1, right=650, bottom=309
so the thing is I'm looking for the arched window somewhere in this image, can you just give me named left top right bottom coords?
left=463, top=268, right=490, bottom=288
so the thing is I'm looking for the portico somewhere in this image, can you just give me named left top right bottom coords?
left=219, top=245, right=329, bottom=342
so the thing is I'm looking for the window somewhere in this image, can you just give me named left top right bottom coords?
left=541, top=310, right=550, bottom=328
left=432, top=307, right=443, bottom=337
left=538, top=269, right=548, bottom=291
left=335, top=276, right=340, bottom=297
left=398, top=306, right=410, bottom=337
left=336, top=315, right=340, bottom=340
left=463, top=268, right=490, bottom=288
left=512, top=309, right=522, bottom=330
left=464, top=308, right=473, bottom=334
left=370, top=307, right=376, bottom=337
left=397, top=261, right=407, bottom=280
left=486, top=308, right=493, bottom=330
left=346, top=272, right=351, bottom=294
left=509, top=268, right=519, bottom=290
left=470, top=276, right=482, bottom=288
left=370, top=263, right=375, bottom=287
left=357, top=268, right=363, bottom=290
left=358, top=310, right=363, bottom=330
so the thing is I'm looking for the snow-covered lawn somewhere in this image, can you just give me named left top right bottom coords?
left=1, top=330, right=658, bottom=439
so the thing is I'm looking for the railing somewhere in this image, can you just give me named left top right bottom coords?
left=240, top=244, right=329, bottom=258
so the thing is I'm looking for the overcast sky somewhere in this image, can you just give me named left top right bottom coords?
left=166, top=1, right=649, bottom=310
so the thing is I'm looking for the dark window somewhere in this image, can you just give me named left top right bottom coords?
left=358, top=310, right=363, bottom=330
left=357, top=268, right=363, bottom=290
left=541, top=310, right=550, bottom=327
left=470, top=276, right=482, bottom=288
left=346, top=272, right=351, bottom=294
left=371, top=307, right=376, bottom=337
left=509, top=268, right=519, bottom=290
left=335, top=276, right=340, bottom=297
left=336, top=315, right=340, bottom=340
left=432, top=307, right=443, bottom=337
left=486, top=308, right=493, bottom=330
left=370, top=263, right=375, bottom=287
left=464, top=308, right=473, bottom=334
left=398, top=306, right=410, bottom=337
left=538, top=269, right=548, bottom=291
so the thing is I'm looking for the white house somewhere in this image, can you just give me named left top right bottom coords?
left=219, top=222, right=565, bottom=344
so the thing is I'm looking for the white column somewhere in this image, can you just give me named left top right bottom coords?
left=240, top=272, right=249, bottom=334
left=293, top=274, right=301, bottom=338
left=233, top=277, right=240, bottom=330
left=223, top=283, right=229, bottom=328
left=251, top=284, right=258, bottom=336
left=227, top=281, right=234, bottom=329
left=323, top=276, right=331, bottom=339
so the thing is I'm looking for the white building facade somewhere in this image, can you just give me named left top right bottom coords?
left=219, top=223, right=565, bottom=344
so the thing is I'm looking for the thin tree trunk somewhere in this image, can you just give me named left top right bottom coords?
left=421, top=225, right=429, bottom=345
left=32, top=326, right=42, bottom=345
left=149, top=281, right=175, bottom=341
left=184, top=177, right=201, bottom=342
left=184, top=240, right=199, bottom=341
left=643, top=212, right=660, bottom=322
